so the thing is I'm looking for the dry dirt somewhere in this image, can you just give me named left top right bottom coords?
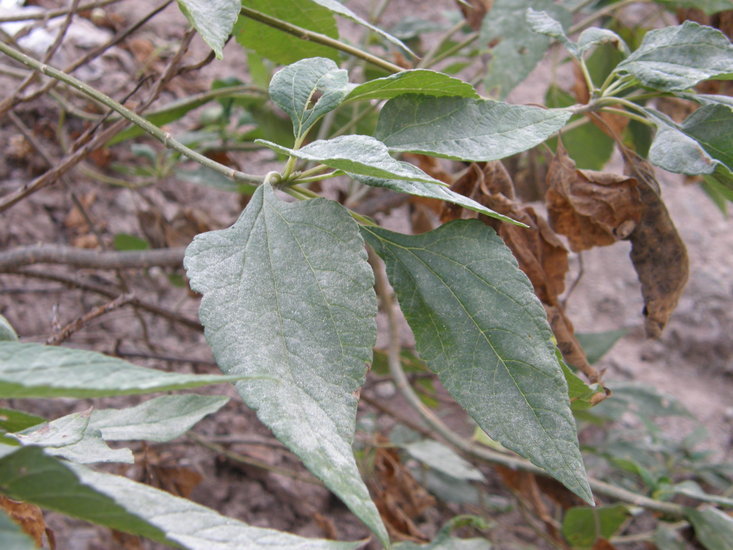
left=0, top=1, right=731, bottom=549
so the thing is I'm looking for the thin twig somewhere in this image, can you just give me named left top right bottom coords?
left=1, top=269, right=202, bottom=331
left=46, top=293, right=134, bottom=345
left=0, top=244, right=185, bottom=271
left=240, top=5, right=403, bottom=74
left=0, top=0, right=120, bottom=23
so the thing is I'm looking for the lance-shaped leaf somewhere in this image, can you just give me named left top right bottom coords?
left=0, top=445, right=360, bottom=549
left=308, top=0, right=413, bottom=55
left=375, top=95, right=572, bottom=161
left=615, top=21, right=733, bottom=92
left=481, top=0, right=571, bottom=98
left=184, top=184, right=387, bottom=545
left=258, top=135, right=448, bottom=185
left=90, top=395, right=228, bottom=442
left=11, top=411, right=132, bottom=464
left=0, top=342, right=240, bottom=398
left=175, top=0, right=240, bottom=59
left=345, top=70, right=478, bottom=103
left=270, top=58, right=349, bottom=141
left=362, top=221, right=592, bottom=503
left=353, top=174, right=522, bottom=225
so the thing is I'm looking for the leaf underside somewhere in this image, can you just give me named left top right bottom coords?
left=184, top=184, right=387, bottom=545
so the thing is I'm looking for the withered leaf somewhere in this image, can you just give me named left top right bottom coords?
left=456, top=0, right=493, bottom=31
left=547, top=145, right=643, bottom=252
left=0, top=495, right=47, bottom=547
left=622, top=149, right=689, bottom=338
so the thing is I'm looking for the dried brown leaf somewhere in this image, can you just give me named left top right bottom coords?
left=0, top=495, right=46, bottom=547
left=622, top=149, right=689, bottom=337
left=456, top=0, right=493, bottom=30
left=547, top=145, right=643, bottom=252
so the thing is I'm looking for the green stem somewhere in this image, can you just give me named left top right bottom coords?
left=568, top=0, right=648, bottom=35
left=240, top=6, right=403, bottom=74
left=600, top=106, right=654, bottom=126
left=332, top=103, right=377, bottom=137
left=578, top=58, right=597, bottom=96
left=0, top=40, right=264, bottom=185
left=418, top=19, right=465, bottom=69
left=293, top=171, right=342, bottom=185
left=423, top=31, right=479, bottom=69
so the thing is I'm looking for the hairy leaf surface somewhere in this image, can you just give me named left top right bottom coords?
left=0, top=342, right=239, bottom=398
left=345, top=70, right=478, bottom=103
left=0, top=445, right=359, bottom=549
left=175, top=0, right=240, bottom=58
left=184, top=184, right=386, bottom=544
left=270, top=58, right=349, bottom=140
left=615, top=21, right=733, bottom=92
left=259, top=135, right=448, bottom=185
left=363, top=221, right=592, bottom=503
left=375, top=95, right=572, bottom=161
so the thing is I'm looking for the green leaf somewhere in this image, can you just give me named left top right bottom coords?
left=258, top=135, right=448, bottom=185
left=647, top=107, right=733, bottom=185
left=403, top=440, right=485, bottom=482
left=0, top=315, right=17, bottom=342
left=561, top=360, right=606, bottom=412
left=0, top=445, right=359, bottom=549
left=352, top=174, right=523, bottom=225
left=362, top=221, right=592, bottom=503
left=175, top=0, right=240, bottom=59
left=236, top=0, right=340, bottom=64
left=686, top=506, right=733, bottom=550
left=184, top=184, right=387, bottom=545
left=615, top=21, right=733, bottom=92
left=0, top=409, right=44, bottom=434
left=654, top=523, right=687, bottom=550
left=90, top=395, right=229, bottom=442
left=562, top=505, right=629, bottom=548
left=269, top=57, right=349, bottom=141
left=0, top=509, right=38, bottom=550
left=375, top=95, right=572, bottom=161
left=576, top=27, right=630, bottom=57
left=669, top=481, right=733, bottom=508
left=0, top=342, right=240, bottom=398
left=480, top=0, right=571, bottom=98
left=113, top=233, right=150, bottom=251
left=575, top=329, right=627, bottom=365
left=308, top=0, right=413, bottom=55
left=592, top=382, right=693, bottom=421
left=526, top=8, right=577, bottom=57
left=344, top=70, right=478, bottom=103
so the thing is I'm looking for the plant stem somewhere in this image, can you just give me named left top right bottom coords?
left=600, top=106, right=654, bottom=126
left=0, top=40, right=264, bottom=185
left=568, top=0, right=648, bottom=35
left=240, top=6, right=403, bottom=74
left=422, top=31, right=479, bottom=69
left=0, top=0, right=119, bottom=23
left=418, top=19, right=465, bottom=69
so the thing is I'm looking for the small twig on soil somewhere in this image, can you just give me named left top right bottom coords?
left=0, top=0, right=120, bottom=24
left=46, top=293, right=134, bottom=345
left=2, top=269, right=202, bottom=331
left=0, top=244, right=185, bottom=271
left=186, top=431, right=324, bottom=486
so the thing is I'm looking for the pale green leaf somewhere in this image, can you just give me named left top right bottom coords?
left=681, top=104, right=733, bottom=169
left=403, top=440, right=485, bottom=482
left=654, top=523, right=687, bottom=550
left=562, top=505, right=629, bottom=548
left=308, top=0, right=413, bottom=55
left=526, top=8, right=577, bottom=56
left=362, top=221, right=592, bottom=503
left=175, top=0, right=240, bottom=59
left=270, top=57, right=349, bottom=140
left=90, top=395, right=229, bottom=442
left=686, top=506, right=733, bottom=550
left=0, top=408, right=44, bottom=434
left=481, top=0, right=571, bottom=98
left=560, top=361, right=606, bottom=412
left=577, top=27, right=630, bottom=57
left=11, top=411, right=133, bottom=464
left=0, top=342, right=240, bottom=398
left=0, top=509, right=37, bottom=550
left=0, top=445, right=359, bottom=549
left=395, top=537, right=491, bottom=550
left=237, top=0, right=340, bottom=64
left=615, top=21, right=733, bottom=92
left=575, top=329, right=627, bottom=365
left=184, top=184, right=387, bottom=545
left=258, top=135, right=448, bottom=185
left=345, top=70, right=478, bottom=103
left=670, top=481, right=733, bottom=508
left=375, top=95, right=572, bottom=161
left=0, top=315, right=17, bottom=342
left=352, top=174, right=523, bottom=225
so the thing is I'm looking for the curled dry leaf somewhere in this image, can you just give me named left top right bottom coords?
left=0, top=495, right=47, bottom=547
left=455, top=0, right=493, bottom=31
left=441, top=162, right=601, bottom=383
left=622, top=148, right=689, bottom=338
left=546, top=144, right=643, bottom=252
